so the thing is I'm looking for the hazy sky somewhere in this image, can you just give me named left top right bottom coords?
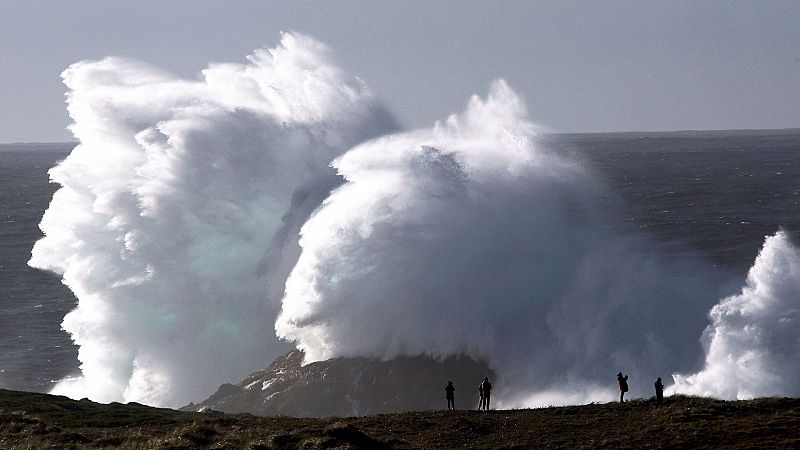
left=1, top=1, right=798, bottom=143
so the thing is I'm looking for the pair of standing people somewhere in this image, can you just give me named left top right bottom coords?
left=444, top=377, right=493, bottom=411
left=617, top=372, right=665, bottom=405
left=478, top=377, right=492, bottom=410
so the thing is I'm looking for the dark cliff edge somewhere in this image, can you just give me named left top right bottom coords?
left=3, top=388, right=800, bottom=449
left=182, top=350, right=495, bottom=417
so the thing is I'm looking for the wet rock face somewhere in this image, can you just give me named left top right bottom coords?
left=184, top=351, right=494, bottom=417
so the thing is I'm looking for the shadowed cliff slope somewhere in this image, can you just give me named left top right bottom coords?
left=2, top=388, right=800, bottom=449
left=183, top=351, right=495, bottom=417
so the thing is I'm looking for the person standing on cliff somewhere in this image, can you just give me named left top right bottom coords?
left=617, top=372, right=629, bottom=403
left=445, top=381, right=456, bottom=410
left=654, top=377, right=664, bottom=406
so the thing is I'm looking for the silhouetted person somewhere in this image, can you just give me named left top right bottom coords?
left=445, top=381, right=456, bottom=410
left=654, top=377, right=664, bottom=406
left=480, top=377, right=492, bottom=410
left=478, top=381, right=485, bottom=410
left=617, top=372, right=628, bottom=403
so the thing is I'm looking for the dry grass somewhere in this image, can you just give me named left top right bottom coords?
left=2, top=388, right=799, bottom=449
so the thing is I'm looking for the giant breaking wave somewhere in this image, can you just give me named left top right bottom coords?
left=30, top=33, right=800, bottom=408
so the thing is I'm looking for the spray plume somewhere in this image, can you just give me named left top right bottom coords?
left=669, top=230, right=800, bottom=399
left=31, top=33, right=800, bottom=408
left=275, top=80, right=756, bottom=407
left=29, top=33, right=395, bottom=407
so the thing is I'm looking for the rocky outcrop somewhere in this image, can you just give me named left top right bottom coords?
left=183, top=350, right=494, bottom=417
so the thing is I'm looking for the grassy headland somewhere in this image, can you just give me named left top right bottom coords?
left=1, top=388, right=799, bottom=449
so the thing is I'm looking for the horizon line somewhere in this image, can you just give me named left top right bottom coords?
left=2, top=126, right=799, bottom=146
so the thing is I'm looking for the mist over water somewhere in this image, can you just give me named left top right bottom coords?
left=29, top=33, right=800, bottom=408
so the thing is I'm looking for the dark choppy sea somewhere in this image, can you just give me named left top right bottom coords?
left=1, top=131, right=798, bottom=393
left=0, top=143, right=79, bottom=392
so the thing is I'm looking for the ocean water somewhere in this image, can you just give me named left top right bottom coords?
left=551, top=130, right=800, bottom=274
left=0, top=130, right=798, bottom=394
left=0, top=143, right=79, bottom=391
